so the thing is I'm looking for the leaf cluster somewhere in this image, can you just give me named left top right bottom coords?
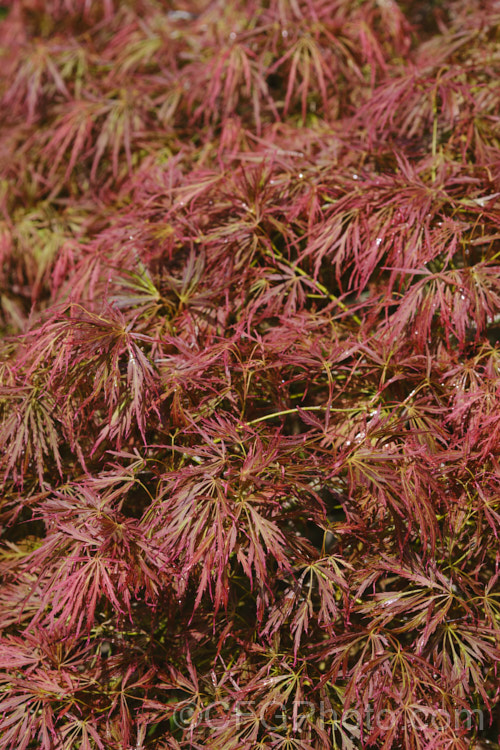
left=0, top=1, right=499, bottom=748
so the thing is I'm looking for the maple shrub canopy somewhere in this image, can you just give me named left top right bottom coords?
left=0, top=1, right=500, bottom=749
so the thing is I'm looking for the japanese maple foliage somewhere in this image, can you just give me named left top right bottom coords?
left=0, top=0, right=499, bottom=748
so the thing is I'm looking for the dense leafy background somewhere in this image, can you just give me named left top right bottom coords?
left=0, top=1, right=499, bottom=748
